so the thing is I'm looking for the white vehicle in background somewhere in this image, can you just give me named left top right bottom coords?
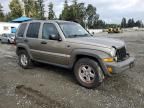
left=0, top=22, right=20, bottom=35
left=1, top=33, right=15, bottom=44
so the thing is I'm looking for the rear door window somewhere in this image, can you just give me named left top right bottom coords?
left=17, top=23, right=27, bottom=37
left=26, top=22, right=40, bottom=38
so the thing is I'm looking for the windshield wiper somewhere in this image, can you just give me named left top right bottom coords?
left=68, top=34, right=79, bottom=38
left=81, top=34, right=89, bottom=36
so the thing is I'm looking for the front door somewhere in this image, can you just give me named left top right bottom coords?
left=36, top=23, right=70, bottom=65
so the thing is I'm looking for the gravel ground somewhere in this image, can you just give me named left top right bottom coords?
left=0, top=31, right=144, bottom=108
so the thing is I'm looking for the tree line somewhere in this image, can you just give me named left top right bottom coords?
left=0, top=0, right=46, bottom=21
left=0, top=0, right=143, bottom=29
left=0, top=0, right=107, bottom=29
left=121, top=17, right=143, bottom=28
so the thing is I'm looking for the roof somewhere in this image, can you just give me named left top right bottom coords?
left=21, top=20, right=76, bottom=24
left=12, top=16, right=32, bottom=22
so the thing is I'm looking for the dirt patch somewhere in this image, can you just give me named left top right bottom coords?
left=15, top=85, right=72, bottom=108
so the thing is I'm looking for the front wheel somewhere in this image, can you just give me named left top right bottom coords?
left=74, top=58, right=104, bottom=89
left=18, top=50, right=33, bottom=69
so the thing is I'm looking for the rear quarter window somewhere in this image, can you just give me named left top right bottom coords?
left=17, top=23, right=27, bottom=37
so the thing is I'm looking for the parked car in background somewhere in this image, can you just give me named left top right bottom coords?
left=1, top=33, right=15, bottom=44
left=0, top=35, right=2, bottom=40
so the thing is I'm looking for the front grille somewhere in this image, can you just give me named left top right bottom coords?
left=116, top=47, right=127, bottom=62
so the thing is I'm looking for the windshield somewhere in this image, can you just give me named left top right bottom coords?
left=8, top=34, right=15, bottom=37
left=59, top=22, right=90, bottom=38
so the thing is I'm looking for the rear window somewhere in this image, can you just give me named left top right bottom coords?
left=17, top=23, right=27, bottom=37
left=26, top=22, right=40, bottom=38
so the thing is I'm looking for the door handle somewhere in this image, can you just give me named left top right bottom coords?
left=41, top=41, right=47, bottom=44
left=67, top=45, right=71, bottom=48
left=24, top=39, right=28, bottom=42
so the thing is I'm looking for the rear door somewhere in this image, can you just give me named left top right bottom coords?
left=25, top=22, right=42, bottom=59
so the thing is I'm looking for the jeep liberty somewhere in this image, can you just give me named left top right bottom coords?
left=16, top=20, right=135, bottom=88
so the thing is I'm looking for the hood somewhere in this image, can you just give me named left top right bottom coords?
left=66, top=36, right=125, bottom=49
left=9, top=36, right=15, bottom=40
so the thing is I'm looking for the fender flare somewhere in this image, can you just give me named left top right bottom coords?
left=69, top=49, right=111, bottom=76
left=16, top=44, right=33, bottom=59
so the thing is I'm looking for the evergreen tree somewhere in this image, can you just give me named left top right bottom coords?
left=4, top=12, right=12, bottom=22
left=86, top=4, right=99, bottom=28
left=59, top=1, right=99, bottom=28
left=37, top=0, right=45, bottom=19
left=93, top=20, right=106, bottom=29
left=22, top=0, right=38, bottom=18
left=0, top=3, right=4, bottom=21
left=135, top=20, right=143, bottom=28
left=131, top=18, right=135, bottom=27
left=9, top=0, right=23, bottom=19
left=71, top=0, right=78, bottom=19
left=59, top=0, right=70, bottom=20
left=48, top=2, right=55, bottom=20
left=121, top=17, right=127, bottom=28
left=127, top=18, right=135, bottom=27
left=23, top=0, right=32, bottom=17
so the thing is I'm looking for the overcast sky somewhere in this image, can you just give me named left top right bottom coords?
left=1, top=0, right=144, bottom=24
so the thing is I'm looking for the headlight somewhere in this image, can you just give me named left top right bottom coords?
left=110, top=47, right=116, bottom=57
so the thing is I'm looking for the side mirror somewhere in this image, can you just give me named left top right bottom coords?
left=49, top=34, right=61, bottom=41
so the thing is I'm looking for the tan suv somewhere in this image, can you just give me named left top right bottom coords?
left=16, top=20, right=135, bottom=88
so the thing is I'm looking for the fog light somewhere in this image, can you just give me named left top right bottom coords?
left=103, top=58, right=114, bottom=62
left=107, top=67, right=113, bottom=73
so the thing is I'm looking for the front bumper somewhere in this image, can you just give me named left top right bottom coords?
left=9, top=39, right=15, bottom=43
left=105, top=56, right=135, bottom=74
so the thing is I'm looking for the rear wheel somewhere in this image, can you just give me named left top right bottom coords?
left=18, top=50, right=33, bottom=69
left=74, top=58, right=104, bottom=89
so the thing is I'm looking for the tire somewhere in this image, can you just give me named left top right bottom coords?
left=1, top=40, right=3, bottom=44
left=18, top=50, right=33, bottom=69
left=74, top=58, right=103, bottom=89
left=8, top=40, right=10, bottom=44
